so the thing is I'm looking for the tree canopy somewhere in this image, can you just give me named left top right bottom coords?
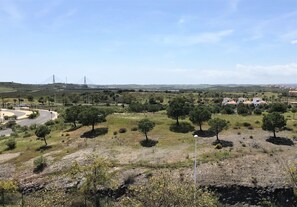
left=167, top=96, right=192, bottom=126
left=138, top=118, right=155, bottom=142
left=262, top=112, right=286, bottom=138
left=189, top=106, right=212, bottom=131
left=78, top=107, right=106, bottom=131
left=35, top=125, right=51, bottom=146
left=64, top=105, right=82, bottom=127
left=208, top=118, right=228, bottom=141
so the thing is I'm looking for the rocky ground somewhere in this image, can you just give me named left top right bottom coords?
left=0, top=128, right=296, bottom=206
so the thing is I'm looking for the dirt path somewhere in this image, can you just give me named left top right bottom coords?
left=0, top=152, right=21, bottom=164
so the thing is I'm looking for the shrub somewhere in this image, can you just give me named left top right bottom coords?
left=45, top=120, right=55, bottom=126
left=23, top=132, right=31, bottom=138
left=131, top=127, right=138, bottom=131
left=33, top=156, right=47, bottom=173
left=5, top=137, right=16, bottom=150
left=29, top=124, right=37, bottom=130
left=221, top=105, right=235, bottom=114
left=5, top=120, right=16, bottom=128
left=243, top=122, right=251, bottom=127
left=20, top=126, right=29, bottom=132
left=247, top=126, right=254, bottom=130
left=215, top=143, right=222, bottom=149
left=254, top=108, right=263, bottom=115
left=119, top=128, right=127, bottom=133
left=255, top=120, right=261, bottom=124
left=10, top=132, right=19, bottom=137
left=113, top=131, right=118, bottom=135
left=28, top=110, right=39, bottom=119
left=269, top=103, right=287, bottom=113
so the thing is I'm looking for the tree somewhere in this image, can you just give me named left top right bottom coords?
left=0, top=180, right=17, bottom=206
left=262, top=112, right=286, bottom=138
left=167, top=97, right=192, bottom=126
left=128, top=102, right=145, bottom=113
left=208, top=118, right=228, bottom=141
left=35, top=125, right=51, bottom=146
left=27, top=95, right=34, bottom=103
left=138, top=118, right=155, bottom=142
left=269, top=103, right=287, bottom=113
left=64, top=105, right=82, bottom=127
left=79, top=107, right=106, bottom=131
left=189, top=106, right=212, bottom=131
left=237, top=103, right=251, bottom=115
left=70, top=157, right=113, bottom=207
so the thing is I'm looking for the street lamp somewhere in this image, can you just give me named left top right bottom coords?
left=193, top=134, right=198, bottom=203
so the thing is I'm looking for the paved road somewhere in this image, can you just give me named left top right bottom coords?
left=0, top=110, right=58, bottom=136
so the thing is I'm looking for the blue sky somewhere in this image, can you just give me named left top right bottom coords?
left=0, top=0, right=296, bottom=84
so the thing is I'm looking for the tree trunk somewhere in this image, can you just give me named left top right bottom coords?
left=2, top=191, right=4, bottom=207
left=273, top=130, right=276, bottom=139
left=73, top=121, right=77, bottom=128
left=176, top=117, right=179, bottom=126
left=199, top=123, right=202, bottom=131
left=92, top=123, right=95, bottom=131
left=145, top=133, right=148, bottom=142
left=216, top=133, right=219, bottom=142
left=44, top=137, right=47, bottom=146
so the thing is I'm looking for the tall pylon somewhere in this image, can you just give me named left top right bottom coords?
left=84, top=76, right=87, bottom=85
left=53, top=75, right=56, bottom=84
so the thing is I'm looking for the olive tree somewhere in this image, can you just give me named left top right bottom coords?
left=189, top=106, right=211, bottom=131
left=78, top=107, right=106, bottom=131
left=35, top=125, right=51, bottom=146
left=208, top=118, right=228, bottom=141
left=167, top=97, right=191, bottom=126
left=262, top=112, right=286, bottom=138
left=138, top=118, right=155, bottom=142
left=64, top=105, right=82, bottom=127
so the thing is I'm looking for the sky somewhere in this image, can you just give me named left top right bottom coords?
left=0, top=0, right=296, bottom=84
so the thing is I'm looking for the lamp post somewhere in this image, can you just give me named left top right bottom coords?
left=193, top=134, right=198, bottom=203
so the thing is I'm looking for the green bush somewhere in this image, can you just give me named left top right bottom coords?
left=254, top=108, right=263, bottom=115
left=5, top=137, right=16, bottom=150
left=131, top=127, right=138, bottom=131
left=33, top=156, right=47, bottom=173
left=5, top=120, right=16, bottom=128
left=28, top=110, right=40, bottom=119
left=29, top=124, right=37, bottom=130
left=23, top=132, right=31, bottom=138
left=215, top=143, right=222, bottom=149
left=45, top=120, right=55, bottom=126
left=243, top=122, right=251, bottom=127
left=119, top=128, right=127, bottom=133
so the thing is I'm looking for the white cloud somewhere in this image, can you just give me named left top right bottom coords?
left=291, top=40, right=297, bottom=44
left=160, top=29, right=233, bottom=46
left=236, top=63, right=297, bottom=76
left=165, top=63, right=297, bottom=84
